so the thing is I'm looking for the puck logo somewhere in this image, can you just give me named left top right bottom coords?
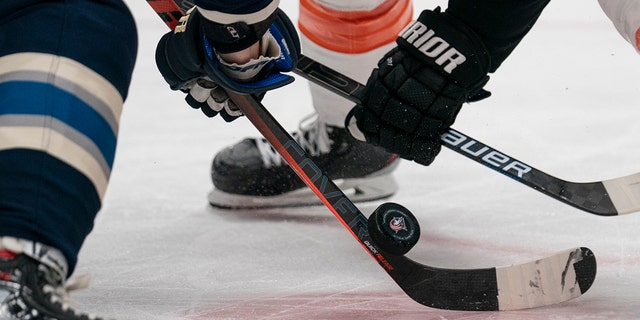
left=389, top=216, right=408, bottom=233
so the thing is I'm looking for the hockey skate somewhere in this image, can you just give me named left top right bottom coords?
left=0, top=250, right=104, bottom=320
left=209, top=115, right=400, bottom=208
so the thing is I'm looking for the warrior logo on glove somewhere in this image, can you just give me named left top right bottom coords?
left=400, top=20, right=466, bottom=74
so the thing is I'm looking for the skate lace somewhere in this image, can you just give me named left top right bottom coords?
left=255, top=114, right=332, bottom=168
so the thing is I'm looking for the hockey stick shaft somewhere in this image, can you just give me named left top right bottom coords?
left=294, top=56, right=640, bottom=216
left=223, top=83, right=597, bottom=312
left=223, top=91, right=396, bottom=269
left=145, top=0, right=420, bottom=295
left=220, top=75, right=595, bottom=312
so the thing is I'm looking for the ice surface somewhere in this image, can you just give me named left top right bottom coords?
left=71, top=1, right=640, bottom=319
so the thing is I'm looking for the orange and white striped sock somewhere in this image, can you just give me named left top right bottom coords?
left=298, top=0, right=413, bottom=127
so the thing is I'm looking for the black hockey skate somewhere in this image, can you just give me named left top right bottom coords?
left=0, top=250, right=104, bottom=320
left=209, top=115, right=400, bottom=208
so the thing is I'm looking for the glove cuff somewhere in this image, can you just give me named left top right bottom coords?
left=203, top=8, right=300, bottom=95
left=197, top=2, right=279, bottom=53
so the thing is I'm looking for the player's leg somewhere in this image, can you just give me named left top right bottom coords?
left=0, top=0, right=137, bottom=318
left=209, top=0, right=413, bottom=208
left=599, top=0, right=640, bottom=53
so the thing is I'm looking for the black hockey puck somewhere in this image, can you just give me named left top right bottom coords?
left=368, top=202, right=420, bottom=255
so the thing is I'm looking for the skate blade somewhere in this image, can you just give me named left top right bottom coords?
left=208, top=172, right=399, bottom=209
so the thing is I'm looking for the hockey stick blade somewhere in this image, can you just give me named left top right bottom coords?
left=294, top=55, right=640, bottom=216
left=147, top=0, right=597, bottom=310
left=224, top=90, right=596, bottom=311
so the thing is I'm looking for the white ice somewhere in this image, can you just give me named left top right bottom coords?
left=72, top=1, right=640, bottom=319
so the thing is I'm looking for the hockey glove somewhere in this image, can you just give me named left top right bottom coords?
left=156, top=6, right=300, bottom=121
left=346, top=8, right=491, bottom=165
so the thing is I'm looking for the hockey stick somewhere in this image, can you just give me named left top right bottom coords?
left=294, top=57, right=640, bottom=217
left=146, top=0, right=597, bottom=311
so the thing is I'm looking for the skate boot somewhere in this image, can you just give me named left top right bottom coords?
left=0, top=248, right=104, bottom=320
left=209, top=115, right=400, bottom=208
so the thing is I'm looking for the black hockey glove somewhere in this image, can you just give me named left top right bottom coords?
left=346, top=8, right=491, bottom=165
left=156, top=6, right=300, bottom=121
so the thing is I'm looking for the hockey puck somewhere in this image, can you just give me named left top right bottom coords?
left=367, top=202, right=420, bottom=255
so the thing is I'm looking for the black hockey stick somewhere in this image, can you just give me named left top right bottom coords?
left=294, top=56, right=640, bottom=216
left=147, top=0, right=597, bottom=311
left=224, top=90, right=596, bottom=311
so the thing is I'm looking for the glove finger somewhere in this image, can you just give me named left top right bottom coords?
left=200, top=86, right=225, bottom=117
left=414, top=117, right=443, bottom=138
left=223, top=101, right=243, bottom=118
left=189, top=82, right=214, bottom=103
left=412, top=140, right=441, bottom=166
left=380, top=98, right=422, bottom=132
left=220, top=110, right=239, bottom=122
left=200, top=104, right=220, bottom=118
left=379, top=125, right=412, bottom=157
left=196, top=77, right=218, bottom=89
left=185, top=95, right=206, bottom=110
left=207, top=86, right=228, bottom=113
left=210, top=86, right=230, bottom=105
left=206, top=88, right=243, bottom=121
left=358, top=109, right=383, bottom=139
left=365, top=81, right=390, bottom=116
left=219, top=100, right=243, bottom=122
left=205, top=95, right=225, bottom=113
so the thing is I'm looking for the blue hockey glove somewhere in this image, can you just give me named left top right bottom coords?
left=346, top=8, right=491, bottom=165
left=156, top=6, right=300, bottom=121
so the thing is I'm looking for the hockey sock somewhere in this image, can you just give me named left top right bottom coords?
left=298, top=0, right=413, bottom=127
